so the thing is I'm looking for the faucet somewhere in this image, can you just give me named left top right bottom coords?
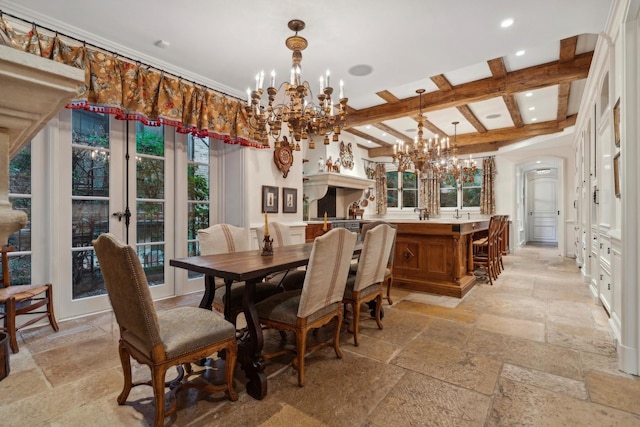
left=454, top=208, right=461, bottom=219
left=414, top=208, right=430, bottom=220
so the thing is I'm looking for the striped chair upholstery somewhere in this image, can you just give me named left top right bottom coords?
left=255, top=228, right=357, bottom=386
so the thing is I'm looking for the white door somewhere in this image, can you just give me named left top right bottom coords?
left=526, top=170, right=558, bottom=244
left=55, top=109, right=175, bottom=319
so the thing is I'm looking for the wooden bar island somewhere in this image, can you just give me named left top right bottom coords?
left=389, top=219, right=490, bottom=298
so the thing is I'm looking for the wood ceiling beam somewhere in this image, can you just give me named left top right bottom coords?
left=344, top=127, right=391, bottom=147
left=488, top=57, right=524, bottom=127
left=557, top=36, right=578, bottom=121
left=365, top=115, right=576, bottom=158
left=376, top=90, right=401, bottom=103
left=346, top=52, right=592, bottom=128
left=372, top=122, right=413, bottom=143
left=431, top=74, right=487, bottom=133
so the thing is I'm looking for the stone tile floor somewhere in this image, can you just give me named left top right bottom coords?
left=2, top=245, right=640, bottom=426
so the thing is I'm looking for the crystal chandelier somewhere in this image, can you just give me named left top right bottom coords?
left=244, top=19, right=348, bottom=150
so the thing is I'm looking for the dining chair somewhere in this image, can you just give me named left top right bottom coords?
left=0, top=245, right=59, bottom=353
left=255, top=222, right=307, bottom=291
left=350, top=221, right=398, bottom=305
left=343, top=223, right=396, bottom=346
left=93, top=233, right=238, bottom=427
left=254, top=227, right=357, bottom=386
left=198, top=224, right=281, bottom=325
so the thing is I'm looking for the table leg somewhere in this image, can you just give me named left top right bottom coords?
left=240, top=278, right=267, bottom=399
left=199, top=275, right=216, bottom=309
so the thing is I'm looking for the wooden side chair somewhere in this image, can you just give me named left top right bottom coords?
left=255, top=228, right=357, bottom=386
left=473, top=216, right=500, bottom=285
left=343, top=224, right=396, bottom=346
left=255, top=222, right=307, bottom=291
left=93, top=233, right=238, bottom=427
left=0, top=245, right=58, bottom=353
left=198, top=224, right=280, bottom=325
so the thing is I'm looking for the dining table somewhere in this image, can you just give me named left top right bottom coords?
left=170, top=241, right=361, bottom=400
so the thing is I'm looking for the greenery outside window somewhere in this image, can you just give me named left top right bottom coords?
left=387, top=170, right=418, bottom=209
left=439, top=168, right=483, bottom=210
left=187, top=135, right=210, bottom=278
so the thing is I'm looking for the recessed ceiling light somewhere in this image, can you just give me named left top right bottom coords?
left=154, top=40, right=170, bottom=48
left=382, top=132, right=387, bottom=137
left=365, top=125, right=371, bottom=129
left=405, top=128, right=416, bottom=132
left=536, top=161, right=542, bottom=164
left=501, top=18, right=514, bottom=28
left=529, top=106, right=535, bottom=111
left=531, top=117, right=538, bottom=122
left=486, top=113, right=502, bottom=119
left=516, top=50, right=525, bottom=56
left=525, top=92, right=533, bottom=97
left=348, top=64, right=373, bottom=77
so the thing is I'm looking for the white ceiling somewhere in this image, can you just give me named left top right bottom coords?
left=0, top=0, right=614, bottom=150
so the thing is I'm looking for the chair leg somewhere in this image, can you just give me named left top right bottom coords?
left=46, top=285, right=59, bottom=332
left=294, top=330, right=307, bottom=387
left=152, top=365, right=168, bottom=427
left=352, top=300, right=362, bottom=346
left=385, top=276, right=393, bottom=305
left=224, top=342, right=239, bottom=401
left=333, top=312, right=344, bottom=360
left=117, top=342, right=133, bottom=404
left=374, top=295, right=384, bottom=330
left=6, top=297, right=18, bottom=353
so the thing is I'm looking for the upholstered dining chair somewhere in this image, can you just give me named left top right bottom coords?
left=343, top=223, right=396, bottom=346
left=350, top=221, right=398, bottom=305
left=255, top=227, right=357, bottom=386
left=198, top=224, right=280, bottom=325
left=93, top=233, right=237, bottom=427
left=0, top=245, right=59, bottom=353
left=255, top=222, right=307, bottom=291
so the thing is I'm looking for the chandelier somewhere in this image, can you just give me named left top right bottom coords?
left=244, top=19, right=348, bottom=150
left=392, top=90, right=477, bottom=184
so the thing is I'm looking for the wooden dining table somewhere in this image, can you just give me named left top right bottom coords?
left=170, top=241, right=361, bottom=400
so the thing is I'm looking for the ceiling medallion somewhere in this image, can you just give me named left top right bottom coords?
left=244, top=19, right=348, bottom=150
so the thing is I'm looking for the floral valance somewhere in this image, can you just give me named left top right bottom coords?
left=0, top=16, right=261, bottom=148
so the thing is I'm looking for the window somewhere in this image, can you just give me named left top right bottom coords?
left=186, top=135, right=210, bottom=278
left=7, top=143, right=32, bottom=285
left=440, top=168, right=483, bottom=209
left=387, top=170, right=418, bottom=209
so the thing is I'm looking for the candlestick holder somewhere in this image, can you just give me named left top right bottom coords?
left=261, top=233, right=274, bottom=256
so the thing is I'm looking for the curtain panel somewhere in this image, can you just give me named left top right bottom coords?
left=374, top=163, right=387, bottom=215
left=0, top=18, right=263, bottom=148
left=419, top=168, right=440, bottom=215
left=480, top=156, right=496, bottom=215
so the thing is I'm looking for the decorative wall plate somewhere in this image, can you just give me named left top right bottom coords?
left=274, top=137, right=294, bottom=178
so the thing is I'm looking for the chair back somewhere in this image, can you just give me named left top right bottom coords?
left=198, top=224, right=249, bottom=255
left=360, top=221, right=397, bottom=267
left=256, top=222, right=293, bottom=248
left=298, top=228, right=357, bottom=318
left=354, top=224, right=396, bottom=292
left=92, top=233, right=161, bottom=353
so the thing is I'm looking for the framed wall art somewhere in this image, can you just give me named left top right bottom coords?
left=283, top=187, right=297, bottom=213
left=262, top=185, right=279, bottom=213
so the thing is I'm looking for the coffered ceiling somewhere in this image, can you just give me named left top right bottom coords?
left=0, top=0, right=613, bottom=157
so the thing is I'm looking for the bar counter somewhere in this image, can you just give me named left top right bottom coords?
left=386, top=219, right=490, bottom=298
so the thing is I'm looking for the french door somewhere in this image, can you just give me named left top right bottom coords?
left=55, top=109, right=176, bottom=319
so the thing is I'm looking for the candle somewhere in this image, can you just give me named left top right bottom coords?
left=264, top=212, right=269, bottom=236
left=323, top=212, right=328, bottom=232
left=319, top=75, right=324, bottom=92
left=290, top=68, right=295, bottom=85
left=246, top=87, right=251, bottom=106
left=270, top=69, right=275, bottom=88
left=255, top=73, right=260, bottom=91
left=325, top=69, right=331, bottom=87
left=339, top=79, right=344, bottom=99
left=259, top=70, right=264, bottom=89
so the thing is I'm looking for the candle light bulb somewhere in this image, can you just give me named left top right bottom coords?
left=319, top=75, right=324, bottom=92
left=270, top=69, right=275, bottom=88
left=246, top=87, right=251, bottom=106
left=339, top=79, right=344, bottom=99
left=325, top=69, right=331, bottom=87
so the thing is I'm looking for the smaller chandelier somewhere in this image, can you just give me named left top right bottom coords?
left=245, top=19, right=348, bottom=150
left=440, top=121, right=478, bottom=185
